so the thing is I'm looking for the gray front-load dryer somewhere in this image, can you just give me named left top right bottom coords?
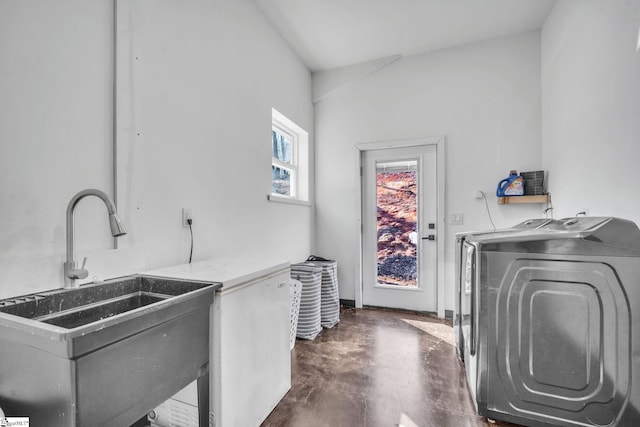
left=454, top=218, right=560, bottom=408
left=453, top=218, right=557, bottom=361
left=468, top=217, right=640, bottom=427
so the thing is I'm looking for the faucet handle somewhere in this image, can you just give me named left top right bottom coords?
left=66, top=257, right=89, bottom=280
left=76, top=257, right=89, bottom=279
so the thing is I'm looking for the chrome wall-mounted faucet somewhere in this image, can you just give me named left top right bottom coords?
left=64, top=189, right=127, bottom=288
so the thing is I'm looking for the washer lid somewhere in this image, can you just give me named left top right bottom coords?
left=454, top=218, right=558, bottom=240
left=474, top=217, right=640, bottom=256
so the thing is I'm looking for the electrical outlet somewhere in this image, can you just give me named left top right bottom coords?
left=578, top=208, right=589, bottom=217
left=182, top=208, right=193, bottom=227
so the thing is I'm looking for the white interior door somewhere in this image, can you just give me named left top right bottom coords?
left=361, top=145, right=437, bottom=312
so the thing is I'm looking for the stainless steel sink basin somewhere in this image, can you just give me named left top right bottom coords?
left=0, top=274, right=221, bottom=427
left=0, top=275, right=213, bottom=329
left=34, top=292, right=167, bottom=329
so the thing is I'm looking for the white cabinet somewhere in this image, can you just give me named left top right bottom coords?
left=147, top=259, right=291, bottom=427
left=212, top=268, right=291, bottom=426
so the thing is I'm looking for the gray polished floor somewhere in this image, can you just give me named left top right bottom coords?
left=262, top=307, right=519, bottom=427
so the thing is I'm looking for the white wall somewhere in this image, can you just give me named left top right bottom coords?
left=119, top=0, right=314, bottom=271
left=0, top=0, right=313, bottom=299
left=314, top=32, right=545, bottom=310
left=542, top=0, right=640, bottom=224
left=0, top=0, right=115, bottom=298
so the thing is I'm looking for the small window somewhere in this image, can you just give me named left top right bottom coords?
left=272, top=126, right=297, bottom=197
left=271, top=108, right=309, bottom=203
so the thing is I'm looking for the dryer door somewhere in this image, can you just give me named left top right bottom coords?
left=488, top=256, right=630, bottom=426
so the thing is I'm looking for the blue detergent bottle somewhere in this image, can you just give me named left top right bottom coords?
left=496, top=170, right=525, bottom=197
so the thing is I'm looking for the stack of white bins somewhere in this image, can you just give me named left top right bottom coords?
left=304, top=256, right=340, bottom=328
left=291, top=263, right=322, bottom=340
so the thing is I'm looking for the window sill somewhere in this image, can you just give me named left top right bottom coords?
left=267, top=194, right=311, bottom=206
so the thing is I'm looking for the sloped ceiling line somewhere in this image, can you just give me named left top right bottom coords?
left=312, top=54, right=401, bottom=103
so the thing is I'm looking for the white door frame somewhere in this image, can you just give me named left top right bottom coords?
left=354, top=136, right=446, bottom=318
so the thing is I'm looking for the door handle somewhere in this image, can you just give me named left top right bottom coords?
left=422, top=235, right=436, bottom=241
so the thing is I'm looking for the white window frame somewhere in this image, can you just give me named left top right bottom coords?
left=270, top=108, right=309, bottom=204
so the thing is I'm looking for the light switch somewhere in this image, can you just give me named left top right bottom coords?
left=449, top=212, right=464, bottom=225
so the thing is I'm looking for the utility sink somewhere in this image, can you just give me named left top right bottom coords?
left=0, top=275, right=221, bottom=427
left=0, top=275, right=214, bottom=329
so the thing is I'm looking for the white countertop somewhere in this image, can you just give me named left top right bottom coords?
left=145, top=257, right=290, bottom=290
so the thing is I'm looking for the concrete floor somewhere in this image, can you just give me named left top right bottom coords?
left=262, top=307, right=520, bottom=427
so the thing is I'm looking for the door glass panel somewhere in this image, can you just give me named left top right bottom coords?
left=376, top=160, right=418, bottom=287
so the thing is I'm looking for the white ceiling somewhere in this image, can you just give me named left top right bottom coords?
left=252, top=0, right=558, bottom=72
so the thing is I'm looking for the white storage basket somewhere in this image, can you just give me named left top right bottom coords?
left=291, top=263, right=322, bottom=340
left=289, top=279, right=302, bottom=350
left=304, top=257, right=340, bottom=328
